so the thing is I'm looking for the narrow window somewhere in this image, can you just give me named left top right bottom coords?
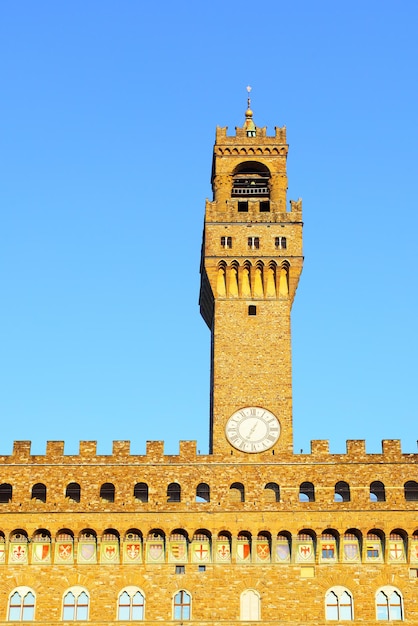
left=134, top=482, right=148, bottom=503
left=238, top=201, right=248, bottom=212
left=404, top=480, right=418, bottom=501
left=100, top=483, right=115, bottom=503
left=196, top=483, right=210, bottom=503
left=230, top=482, right=245, bottom=502
left=370, top=481, right=386, bottom=502
left=0, top=483, right=12, bottom=503
left=221, top=236, right=232, bottom=249
left=31, top=483, right=46, bottom=503
left=264, top=482, right=280, bottom=502
left=167, top=483, right=181, bottom=502
left=65, top=482, right=80, bottom=503
left=334, top=481, right=350, bottom=502
left=299, top=481, right=315, bottom=502
left=259, top=200, right=270, bottom=212
left=275, top=236, right=287, bottom=249
left=376, top=589, right=403, bottom=621
left=240, top=590, right=260, bottom=620
left=248, top=236, right=259, bottom=250
left=173, top=590, right=191, bottom=620
left=248, top=305, right=257, bottom=316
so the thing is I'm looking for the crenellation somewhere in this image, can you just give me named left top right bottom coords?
left=112, top=440, right=131, bottom=457
left=46, top=441, right=65, bottom=457
left=79, top=440, right=97, bottom=456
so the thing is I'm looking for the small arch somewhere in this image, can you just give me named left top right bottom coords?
left=167, top=482, right=181, bottom=502
left=125, top=528, right=142, bottom=541
left=32, top=528, right=51, bottom=543
left=79, top=528, right=96, bottom=541
left=196, top=482, right=210, bottom=503
left=102, top=528, right=119, bottom=542
left=148, top=528, right=165, bottom=541
left=237, top=531, right=252, bottom=561
left=279, top=261, right=289, bottom=297
left=31, top=483, right=46, bottom=503
left=389, top=529, right=407, bottom=562
left=296, top=530, right=316, bottom=562
left=320, top=529, right=339, bottom=561
left=299, top=481, right=315, bottom=502
left=276, top=531, right=291, bottom=561
left=134, top=482, right=148, bottom=503
left=404, top=480, right=418, bottom=501
left=264, top=482, right=280, bottom=502
left=366, top=529, right=384, bottom=561
left=0, top=483, right=12, bottom=503
left=170, top=528, right=189, bottom=542
left=118, top=586, right=145, bottom=621
left=8, top=587, right=36, bottom=621
left=10, top=529, right=28, bottom=542
left=342, top=529, right=362, bottom=562
left=334, top=481, right=350, bottom=502
left=370, top=480, right=386, bottom=502
left=216, top=261, right=227, bottom=297
left=65, top=482, right=80, bottom=503
left=100, top=482, right=115, bottom=503
left=230, top=482, right=245, bottom=502
left=240, top=589, right=260, bottom=620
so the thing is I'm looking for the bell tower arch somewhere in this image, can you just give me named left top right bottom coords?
left=199, top=91, right=303, bottom=456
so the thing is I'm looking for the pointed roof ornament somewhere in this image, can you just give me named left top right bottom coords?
left=244, top=85, right=256, bottom=136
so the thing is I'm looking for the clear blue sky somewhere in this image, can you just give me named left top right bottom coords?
left=1, top=1, right=417, bottom=455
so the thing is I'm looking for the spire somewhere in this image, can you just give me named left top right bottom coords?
left=244, top=85, right=256, bottom=136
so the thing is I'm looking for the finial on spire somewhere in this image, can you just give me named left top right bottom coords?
left=244, top=85, right=256, bottom=136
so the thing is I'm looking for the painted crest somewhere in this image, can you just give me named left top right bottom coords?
left=103, top=544, right=118, bottom=561
left=0, top=545, right=5, bottom=562
left=80, top=543, right=95, bottom=561
left=126, top=543, right=141, bottom=560
left=276, top=543, right=290, bottom=561
left=11, top=544, right=27, bottom=562
left=297, top=543, right=313, bottom=560
left=33, top=543, right=50, bottom=562
left=192, top=543, right=209, bottom=562
left=170, top=543, right=186, bottom=560
left=256, top=543, right=270, bottom=561
left=389, top=543, right=404, bottom=561
left=148, top=543, right=163, bottom=561
left=58, top=543, right=73, bottom=561
left=236, top=542, right=251, bottom=561
left=216, top=542, right=231, bottom=561
left=343, top=542, right=359, bottom=561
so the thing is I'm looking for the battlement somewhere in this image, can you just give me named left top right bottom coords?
left=215, top=125, right=287, bottom=144
left=1, top=438, right=416, bottom=464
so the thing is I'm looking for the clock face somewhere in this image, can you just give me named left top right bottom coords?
left=225, top=407, right=280, bottom=453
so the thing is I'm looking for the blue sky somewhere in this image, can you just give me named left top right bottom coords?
left=1, top=1, right=417, bottom=456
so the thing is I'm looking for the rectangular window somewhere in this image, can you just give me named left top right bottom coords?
left=248, top=236, right=259, bottom=250
left=238, top=201, right=248, bottom=212
left=198, top=565, right=206, bottom=572
left=221, top=236, right=232, bottom=249
left=275, top=236, right=287, bottom=249
left=260, top=200, right=270, bottom=212
left=175, top=565, right=185, bottom=574
left=248, top=305, right=257, bottom=316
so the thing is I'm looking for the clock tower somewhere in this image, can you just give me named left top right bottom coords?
left=199, top=92, right=303, bottom=456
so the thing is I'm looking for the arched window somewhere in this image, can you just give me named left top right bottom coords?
left=65, top=482, right=80, bottom=502
left=334, top=481, right=350, bottom=502
left=230, top=482, right=245, bottom=502
left=100, top=482, right=115, bottom=502
left=117, top=587, right=145, bottom=620
left=232, top=161, right=270, bottom=197
left=31, top=483, right=46, bottom=502
left=8, top=587, right=35, bottom=621
left=0, top=483, right=12, bottom=503
left=240, top=589, right=260, bottom=620
left=376, top=587, right=403, bottom=621
left=62, top=587, right=89, bottom=621
left=167, top=483, right=181, bottom=502
left=404, top=480, right=418, bottom=501
left=134, top=482, right=148, bottom=503
left=264, top=482, right=280, bottom=502
left=325, top=587, right=353, bottom=620
left=173, top=590, right=191, bottom=620
left=299, top=481, right=315, bottom=502
left=196, top=482, right=210, bottom=502
left=370, top=481, right=386, bottom=502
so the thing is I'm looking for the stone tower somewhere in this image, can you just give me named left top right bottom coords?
left=199, top=91, right=303, bottom=456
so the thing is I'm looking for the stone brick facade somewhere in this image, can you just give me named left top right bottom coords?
left=0, top=102, right=417, bottom=624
